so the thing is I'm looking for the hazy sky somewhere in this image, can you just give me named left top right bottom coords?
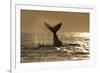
left=21, top=10, right=89, bottom=34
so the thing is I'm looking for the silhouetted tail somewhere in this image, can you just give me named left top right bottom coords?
left=44, top=22, right=63, bottom=47
left=44, top=22, right=62, bottom=33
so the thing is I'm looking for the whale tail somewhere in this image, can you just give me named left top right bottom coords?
left=44, top=22, right=62, bottom=33
left=44, top=22, right=63, bottom=47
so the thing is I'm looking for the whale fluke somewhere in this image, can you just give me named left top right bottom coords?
left=44, top=22, right=62, bottom=33
left=44, top=22, right=63, bottom=47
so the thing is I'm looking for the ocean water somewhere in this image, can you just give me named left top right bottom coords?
left=21, top=32, right=90, bottom=63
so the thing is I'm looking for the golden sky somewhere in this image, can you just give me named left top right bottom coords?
left=21, top=10, right=89, bottom=34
